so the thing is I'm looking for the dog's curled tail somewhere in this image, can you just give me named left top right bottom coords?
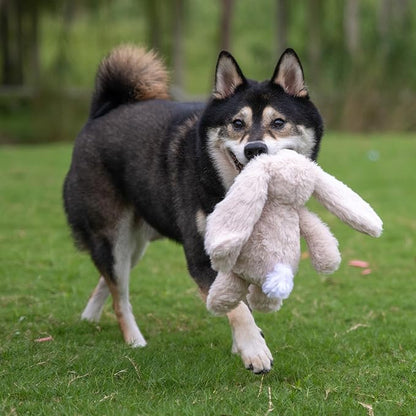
left=90, top=45, right=169, bottom=118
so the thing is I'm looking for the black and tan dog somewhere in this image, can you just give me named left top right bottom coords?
left=63, top=45, right=323, bottom=374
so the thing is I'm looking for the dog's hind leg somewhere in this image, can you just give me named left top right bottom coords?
left=81, top=276, right=110, bottom=322
left=105, top=211, right=152, bottom=348
left=82, top=210, right=152, bottom=347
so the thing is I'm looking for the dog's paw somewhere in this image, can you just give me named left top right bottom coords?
left=232, top=326, right=273, bottom=374
left=126, top=333, right=147, bottom=348
left=121, top=321, right=147, bottom=348
left=263, top=264, right=294, bottom=299
left=232, top=329, right=273, bottom=374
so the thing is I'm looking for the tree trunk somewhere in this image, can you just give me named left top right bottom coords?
left=219, top=0, right=234, bottom=51
left=2, top=0, right=25, bottom=85
left=172, top=0, right=185, bottom=87
left=145, top=0, right=161, bottom=52
left=0, top=0, right=41, bottom=86
left=344, top=0, right=360, bottom=58
left=0, top=0, right=11, bottom=85
left=29, top=3, right=40, bottom=85
left=377, top=0, right=391, bottom=48
left=54, top=0, right=75, bottom=82
left=308, top=0, right=322, bottom=83
left=276, top=0, right=288, bottom=54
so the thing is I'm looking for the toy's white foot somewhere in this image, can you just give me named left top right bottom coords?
left=247, top=284, right=283, bottom=312
left=206, top=271, right=248, bottom=315
left=263, top=263, right=294, bottom=299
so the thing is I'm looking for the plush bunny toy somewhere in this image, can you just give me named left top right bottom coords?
left=205, top=149, right=383, bottom=315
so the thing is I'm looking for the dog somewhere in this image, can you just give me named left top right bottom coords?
left=63, top=45, right=323, bottom=374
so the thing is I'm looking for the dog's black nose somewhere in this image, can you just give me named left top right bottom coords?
left=244, top=141, right=268, bottom=160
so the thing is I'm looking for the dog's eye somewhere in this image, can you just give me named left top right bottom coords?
left=232, top=119, right=245, bottom=130
left=271, top=118, right=286, bottom=129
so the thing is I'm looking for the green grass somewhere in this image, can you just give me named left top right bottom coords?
left=1, top=134, right=416, bottom=415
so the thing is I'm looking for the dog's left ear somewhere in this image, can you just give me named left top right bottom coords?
left=271, top=49, right=308, bottom=98
left=213, top=51, right=247, bottom=99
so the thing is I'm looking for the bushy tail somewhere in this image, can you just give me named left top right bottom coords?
left=90, top=45, right=169, bottom=118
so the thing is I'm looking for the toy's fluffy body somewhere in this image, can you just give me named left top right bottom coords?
left=205, top=150, right=382, bottom=315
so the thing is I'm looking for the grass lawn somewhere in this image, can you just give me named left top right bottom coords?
left=1, top=134, right=415, bottom=415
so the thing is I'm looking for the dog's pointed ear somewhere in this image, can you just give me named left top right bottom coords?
left=213, top=51, right=246, bottom=99
left=271, top=48, right=308, bottom=98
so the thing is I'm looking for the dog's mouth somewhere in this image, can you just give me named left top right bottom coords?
left=228, top=150, right=245, bottom=172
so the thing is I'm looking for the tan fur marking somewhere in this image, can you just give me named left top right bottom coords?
left=105, top=280, right=142, bottom=346
left=176, top=114, right=199, bottom=138
left=169, top=114, right=199, bottom=160
left=106, top=281, right=127, bottom=338
left=262, top=106, right=299, bottom=138
left=199, top=289, right=208, bottom=302
left=195, top=209, right=207, bottom=237
left=207, top=127, right=239, bottom=189
left=225, top=106, right=253, bottom=142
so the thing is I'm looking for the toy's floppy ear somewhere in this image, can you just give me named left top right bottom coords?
left=313, top=167, right=383, bottom=237
left=205, top=159, right=270, bottom=272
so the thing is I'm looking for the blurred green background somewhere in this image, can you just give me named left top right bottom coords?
left=1, top=0, right=415, bottom=144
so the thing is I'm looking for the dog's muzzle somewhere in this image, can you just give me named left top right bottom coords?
left=244, top=141, right=268, bottom=161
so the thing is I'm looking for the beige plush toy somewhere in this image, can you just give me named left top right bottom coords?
left=205, top=149, right=383, bottom=315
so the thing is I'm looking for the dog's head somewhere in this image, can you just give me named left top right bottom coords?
left=199, top=49, right=323, bottom=189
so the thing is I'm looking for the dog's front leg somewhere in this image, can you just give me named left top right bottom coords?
left=186, top=235, right=273, bottom=373
left=227, top=302, right=273, bottom=374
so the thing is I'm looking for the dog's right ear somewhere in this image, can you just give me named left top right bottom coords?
left=213, top=51, right=246, bottom=99
left=271, top=48, right=308, bottom=98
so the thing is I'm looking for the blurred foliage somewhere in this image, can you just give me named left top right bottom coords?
left=0, top=0, right=416, bottom=143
